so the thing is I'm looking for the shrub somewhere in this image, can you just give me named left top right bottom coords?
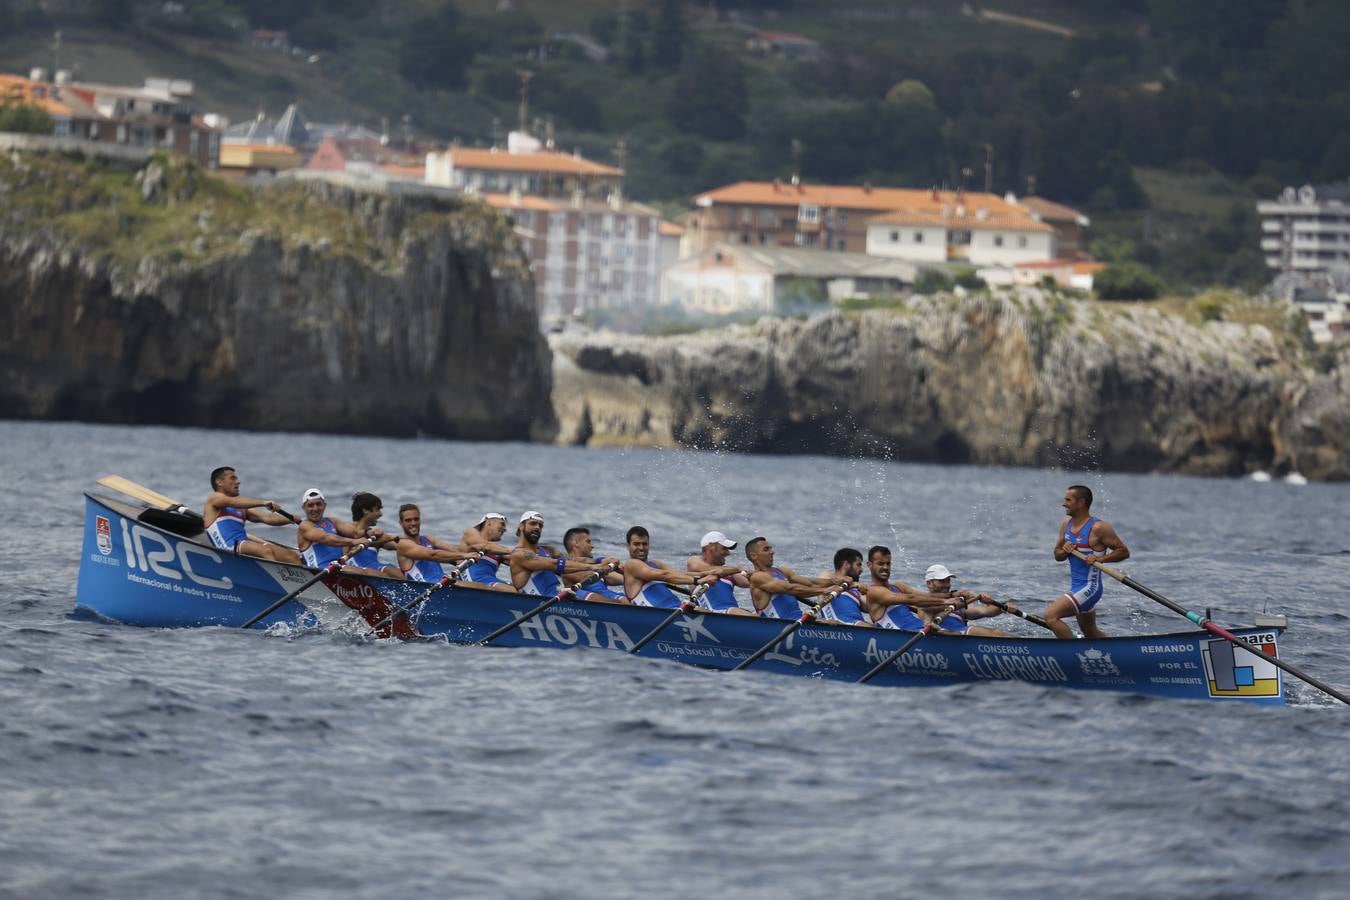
left=1094, top=262, right=1164, bottom=301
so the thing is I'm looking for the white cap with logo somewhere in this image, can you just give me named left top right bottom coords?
left=475, top=512, right=506, bottom=527
left=519, top=510, right=544, bottom=524
left=301, top=488, right=325, bottom=504
left=700, top=530, right=737, bottom=549
left=925, top=564, right=955, bottom=581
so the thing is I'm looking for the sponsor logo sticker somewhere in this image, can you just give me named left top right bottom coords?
left=1202, top=632, right=1281, bottom=698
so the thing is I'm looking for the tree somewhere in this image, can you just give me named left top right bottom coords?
left=0, top=101, right=54, bottom=134
left=884, top=79, right=937, bottom=109
left=1094, top=262, right=1164, bottom=300
left=650, top=0, right=686, bottom=71
left=667, top=45, right=749, bottom=140
left=399, top=3, right=474, bottom=91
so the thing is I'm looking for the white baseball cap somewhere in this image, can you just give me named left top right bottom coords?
left=519, top=510, right=543, bottom=524
left=925, top=564, right=955, bottom=581
left=476, top=512, right=506, bottom=527
left=700, top=530, right=737, bottom=549
left=301, top=488, right=325, bottom=504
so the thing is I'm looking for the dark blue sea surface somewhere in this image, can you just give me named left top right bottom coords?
left=2, top=419, right=1348, bottom=899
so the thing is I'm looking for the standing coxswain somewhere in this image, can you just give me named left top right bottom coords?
left=1049, top=485, right=1130, bottom=639
left=202, top=466, right=301, bottom=564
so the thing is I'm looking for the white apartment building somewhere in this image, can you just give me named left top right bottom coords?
left=864, top=206, right=1055, bottom=266
left=1258, top=183, right=1350, bottom=274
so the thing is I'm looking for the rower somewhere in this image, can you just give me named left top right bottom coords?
left=510, top=511, right=606, bottom=596
left=458, top=513, right=516, bottom=593
left=202, top=466, right=301, bottom=564
left=920, top=564, right=1012, bottom=637
left=686, top=530, right=754, bottom=616
left=296, top=488, right=366, bottom=568
left=745, top=536, right=844, bottom=619
left=818, top=548, right=868, bottom=625
left=1048, top=484, right=1130, bottom=639
left=395, top=503, right=479, bottom=582
left=863, top=545, right=952, bottom=630
left=347, top=492, right=402, bottom=579
left=623, top=525, right=727, bottom=609
left=562, top=526, right=626, bottom=602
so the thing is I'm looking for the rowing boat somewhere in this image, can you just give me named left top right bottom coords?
left=76, top=492, right=1290, bottom=704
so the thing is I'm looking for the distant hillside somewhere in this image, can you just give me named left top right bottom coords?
left=3, top=0, right=1348, bottom=291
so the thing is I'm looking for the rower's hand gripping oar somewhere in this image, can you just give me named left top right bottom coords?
left=732, top=583, right=850, bottom=672
left=478, top=563, right=620, bottom=646
left=857, top=604, right=954, bottom=684
left=368, top=556, right=479, bottom=635
left=241, top=540, right=373, bottom=629
left=628, top=582, right=713, bottom=655
left=1066, top=547, right=1350, bottom=706
left=981, top=597, right=1055, bottom=632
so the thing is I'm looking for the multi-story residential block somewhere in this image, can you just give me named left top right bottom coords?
left=1, top=70, right=219, bottom=166
left=1258, top=183, right=1350, bottom=274
left=426, top=131, right=621, bottom=201
left=684, top=181, right=1053, bottom=265
left=485, top=190, right=664, bottom=319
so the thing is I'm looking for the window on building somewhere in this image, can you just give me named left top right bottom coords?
left=740, top=207, right=753, bottom=225
left=190, top=131, right=199, bottom=156
left=742, top=232, right=751, bottom=244
left=759, top=208, right=777, bottom=227
left=914, top=232, right=924, bottom=243
left=994, top=235, right=1004, bottom=247
left=1018, top=236, right=1028, bottom=248
left=798, top=204, right=820, bottom=223
left=54, top=118, right=70, bottom=136
left=951, top=230, right=972, bottom=246
left=890, top=230, right=899, bottom=243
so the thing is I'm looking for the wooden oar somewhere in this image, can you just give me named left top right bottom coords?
left=96, top=475, right=201, bottom=520
left=1067, top=547, right=1349, bottom=706
left=478, top=563, right=618, bottom=646
left=732, top=585, right=847, bottom=672
left=982, top=597, right=1055, bottom=632
left=628, top=583, right=712, bottom=654
left=240, top=541, right=371, bottom=629
left=368, top=557, right=478, bottom=635
left=857, top=604, right=955, bottom=685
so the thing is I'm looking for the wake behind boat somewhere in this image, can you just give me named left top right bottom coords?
left=76, top=491, right=1293, bottom=704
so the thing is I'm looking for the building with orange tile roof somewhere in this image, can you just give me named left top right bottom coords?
left=426, top=131, right=622, bottom=201
left=1015, top=195, right=1091, bottom=259
left=686, top=179, right=1056, bottom=266
left=2, top=71, right=219, bottom=167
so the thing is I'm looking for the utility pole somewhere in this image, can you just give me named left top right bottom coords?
left=613, top=136, right=627, bottom=203
left=517, top=69, right=533, bottom=134
left=790, top=138, right=802, bottom=185
left=984, top=143, right=994, bottom=194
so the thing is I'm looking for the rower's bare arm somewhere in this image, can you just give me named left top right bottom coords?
left=1053, top=517, right=1071, bottom=561
left=247, top=509, right=298, bottom=527
left=511, top=550, right=595, bottom=574
left=400, top=539, right=475, bottom=563
left=750, top=572, right=822, bottom=599
left=1092, top=520, right=1130, bottom=564
left=299, top=521, right=357, bottom=547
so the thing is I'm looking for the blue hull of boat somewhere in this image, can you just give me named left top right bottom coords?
left=76, top=494, right=1287, bottom=704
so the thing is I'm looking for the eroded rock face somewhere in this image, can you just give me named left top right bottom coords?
left=0, top=175, right=555, bottom=441
left=551, top=293, right=1348, bottom=480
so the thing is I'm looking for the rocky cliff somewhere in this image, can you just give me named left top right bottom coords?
left=552, top=292, right=1350, bottom=480
left=0, top=151, right=555, bottom=440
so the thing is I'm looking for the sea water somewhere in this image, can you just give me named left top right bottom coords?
left=2, top=420, right=1348, bottom=898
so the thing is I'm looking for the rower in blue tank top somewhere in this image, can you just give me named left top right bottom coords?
left=296, top=488, right=362, bottom=569
left=686, top=531, right=755, bottom=615
left=745, top=537, right=845, bottom=620
left=863, top=545, right=941, bottom=631
left=394, top=503, right=480, bottom=583
left=458, top=513, right=516, bottom=592
left=202, top=465, right=300, bottom=563
left=818, top=548, right=868, bottom=625
left=1047, top=485, right=1131, bottom=640
left=347, top=491, right=401, bottom=578
left=921, top=564, right=1014, bottom=638
left=621, top=525, right=722, bottom=608
left=510, top=511, right=603, bottom=596
left=559, top=526, right=626, bottom=601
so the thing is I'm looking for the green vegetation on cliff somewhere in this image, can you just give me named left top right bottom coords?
left=0, top=151, right=508, bottom=270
